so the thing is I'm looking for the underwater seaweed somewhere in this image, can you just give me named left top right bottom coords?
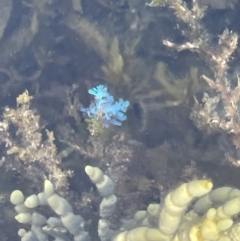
left=81, top=85, right=130, bottom=128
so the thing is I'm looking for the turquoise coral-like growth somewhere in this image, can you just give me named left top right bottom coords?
left=81, top=85, right=130, bottom=128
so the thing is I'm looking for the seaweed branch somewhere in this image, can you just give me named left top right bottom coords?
left=0, top=91, right=73, bottom=191
left=148, top=0, right=240, bottom=165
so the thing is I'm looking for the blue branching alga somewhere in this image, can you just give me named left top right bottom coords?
left=81, top=85, right=130, bottom=128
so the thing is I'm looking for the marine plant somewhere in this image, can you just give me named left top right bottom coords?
left=80, top=85, right=130, bottom=134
